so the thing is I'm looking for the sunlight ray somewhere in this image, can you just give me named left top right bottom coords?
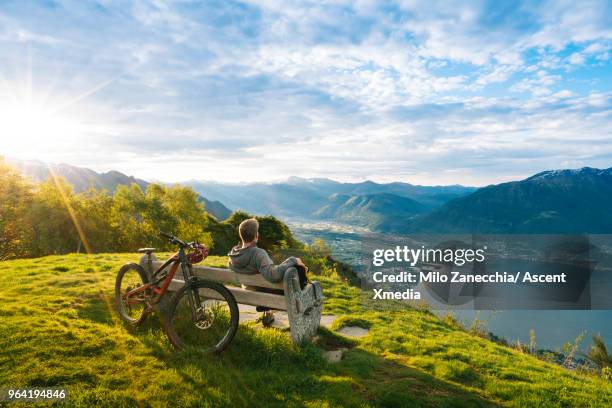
left=48, top=167, right=92, bottom=255
left=26, top=41, right=32, bottom=107
left=37, top=64, right=67, bottom=110
left=47, top=167, right=125, bottom=331
left=49, top=64, right=139, bottom=116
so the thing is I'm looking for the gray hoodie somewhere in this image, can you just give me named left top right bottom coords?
left=227, top=244, right=298, bottom=283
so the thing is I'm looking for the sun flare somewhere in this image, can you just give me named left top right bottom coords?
left=0, top=97, right=81, bottom=157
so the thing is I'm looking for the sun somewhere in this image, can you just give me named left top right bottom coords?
left=0, top=97, right=81, bottom=158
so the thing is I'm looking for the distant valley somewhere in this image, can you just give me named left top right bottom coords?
left=187, top=177, right=476, bottom=230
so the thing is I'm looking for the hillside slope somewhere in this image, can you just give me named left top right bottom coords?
left=1, top=254, right=610, bottom=407
left=409, top=167, right=612, bottom=233
left=314, top=193, right=427, bottom=231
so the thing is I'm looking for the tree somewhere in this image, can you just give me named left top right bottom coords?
left=110, top=184, right=155, bottom=251
left=256, top=215, right=301, bottom=251
left=30, top=177, right=81, bottom=255
left=76, top=188, right=115, bottom=252
left=588, top=334, right=612, bottom=370
left=0, top=158, right=34, bottom=259
left=225, top=211, right=251, bottom=229
left=309, top=239, right=332, bottom=259
left=204, top=211, right=304, bottom=255
left=111, top=183, right=179, bottom=251
left=158, top=184, right=213, bottom=248
left=110, top=183, right=214, bottom=251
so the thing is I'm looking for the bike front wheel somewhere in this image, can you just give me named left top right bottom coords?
left=165, top=281, right=239, bottom=353
left=115, top=263, right=150, bottom=326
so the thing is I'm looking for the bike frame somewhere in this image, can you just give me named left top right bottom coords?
left=124, top=246, right=203, bottom=320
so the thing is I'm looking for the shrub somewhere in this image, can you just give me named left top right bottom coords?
left=602, top=366, right=612, bottom=381
left=588, top=334, right=612, bottom=370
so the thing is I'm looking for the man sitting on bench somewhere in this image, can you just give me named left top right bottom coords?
left=228, top=218, right=306, bottom=326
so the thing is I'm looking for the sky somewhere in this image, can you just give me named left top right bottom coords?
left=0, top=0, right=611, bottom=186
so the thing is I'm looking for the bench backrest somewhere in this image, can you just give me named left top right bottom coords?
left=151, top=261, right=283, bottom=290
left=150, top=260, right=287, bottom=310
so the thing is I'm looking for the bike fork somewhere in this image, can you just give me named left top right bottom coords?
left=181, top=263, right=203, bottom=321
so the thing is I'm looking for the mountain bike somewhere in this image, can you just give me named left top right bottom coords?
left=115, top=232, right=239, bottom=353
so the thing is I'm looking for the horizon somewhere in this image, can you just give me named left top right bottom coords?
left=0, top=1, right=611, bottom=185
left=6, top=155, right=611, bottom=188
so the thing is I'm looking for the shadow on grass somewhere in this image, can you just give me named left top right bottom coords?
left=130, top=316, right=500, bottom=408
left=77, top=296, right=114, bottom=324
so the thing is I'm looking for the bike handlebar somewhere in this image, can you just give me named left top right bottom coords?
left=160, top=231, right=189, bottom=248
left=160, top=231, right=174, bottom=240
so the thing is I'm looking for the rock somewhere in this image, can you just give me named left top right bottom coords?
left=237, top=304, right=289, bottom=329
left=320, top=314, right=337, bottom=328
left=324, top=348, right=348, bottom=363
left=269, top=311, right=289, bottom=329
left=337, top=326, right=369, bottom=338
left=238, top=304, right=260, bottom=324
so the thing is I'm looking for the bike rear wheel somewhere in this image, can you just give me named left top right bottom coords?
left=165, top=280, right=239, bottom=353
left=115, top=263, right=150, bottom=325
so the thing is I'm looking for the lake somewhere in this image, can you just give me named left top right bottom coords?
left=290, top=221, right=612, bottom=351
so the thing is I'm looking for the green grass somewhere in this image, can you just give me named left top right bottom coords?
left=0, top=254, right=610, bottom=407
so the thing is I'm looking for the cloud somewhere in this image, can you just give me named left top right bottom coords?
left=0, top=0, right=610, bottom=186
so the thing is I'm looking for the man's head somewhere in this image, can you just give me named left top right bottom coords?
left=238, top=218, right=259, bottom=245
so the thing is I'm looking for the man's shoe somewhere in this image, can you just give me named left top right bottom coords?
left=262, top=311, right=275, bottom=327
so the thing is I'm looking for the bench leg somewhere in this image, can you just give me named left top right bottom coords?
left=283, top=268, right=323, bottom=344
left=138, top=253, right=157, bottom=283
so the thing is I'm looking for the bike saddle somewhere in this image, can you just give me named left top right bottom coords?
left=137, top=248, right=157, bottom=254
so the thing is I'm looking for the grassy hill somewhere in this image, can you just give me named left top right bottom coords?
left=1, top=254, right=610, bottom=407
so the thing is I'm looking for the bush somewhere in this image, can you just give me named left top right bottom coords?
left=588, top=334, right=612, bottom=370
left=206, top=211, right=302, bottom=256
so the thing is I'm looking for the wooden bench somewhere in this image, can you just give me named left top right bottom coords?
left=139, top=254, right=324, bottom=344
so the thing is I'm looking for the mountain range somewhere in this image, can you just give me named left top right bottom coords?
left=187, top=177, right=475, bottom=219
left=7, top=159, right=232, bottom=221
left=408, top=167, right=612, bottom=233
left=8, top=157, right=612, bottom=234
left=190, top=167, right=612, bottom=233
